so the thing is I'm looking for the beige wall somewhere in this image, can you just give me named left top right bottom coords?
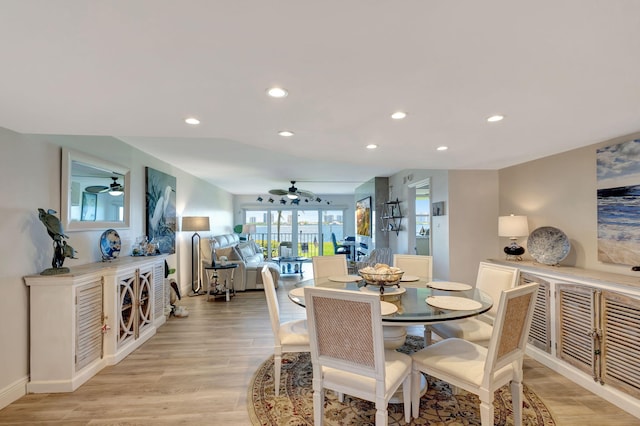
left=0, top=128, right=233, bottom=408
left=500, top=131, right=640, bottom=276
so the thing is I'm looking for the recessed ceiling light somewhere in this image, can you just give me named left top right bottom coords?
left=366, top=144, right=378, bottom=149
left=278, top=130, right=294, bottom=137
left=437, top=146, right=448, bottom=151
left=487, top=114, right=504, bottom=122
left=391, top=111, right=407, bottom=120
left=185, top=117, right=200, bottom=125
left=267, top=87, right=288, bottom=98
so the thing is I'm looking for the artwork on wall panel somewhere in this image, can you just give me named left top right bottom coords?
left=356, top=197, right=371, bottom=237
left=145, top=167, right=177, bottom=254
left=81, top=192, right=97, bottom=221
left=597, top=138, right=640, bottom=266
left=432, top=201, right=446, bottom=216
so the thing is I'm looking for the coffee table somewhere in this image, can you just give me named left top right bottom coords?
left=272, top=256, right=310, bottom=277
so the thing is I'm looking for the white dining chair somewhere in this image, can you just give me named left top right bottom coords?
left=393, top=254, right=433, bottom=280
left=312, top=255, right=348, bottom=280
left=428, top=262, right=520, bottom=346
left=411, top=282, right=539, bottom=425
left=304, top=286, right=412, bottom=425
left=261, top=265, right=310, bottom=396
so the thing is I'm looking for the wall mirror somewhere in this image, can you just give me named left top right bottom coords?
left=409, top=178, right=431, bottom=255
left=61, top=147, right=131, bottom=231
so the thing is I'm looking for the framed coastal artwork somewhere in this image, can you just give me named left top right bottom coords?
left=145, top=167, right=177, bottom=254
left=356, top=197, right=371, bottom=237
left=597, top=138, right=640, bottom=265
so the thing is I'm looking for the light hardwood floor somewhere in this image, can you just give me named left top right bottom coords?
left=1, top=272, right=639, bottom=425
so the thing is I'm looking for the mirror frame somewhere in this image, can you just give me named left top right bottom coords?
left=61, top=147, right=131, bottom=231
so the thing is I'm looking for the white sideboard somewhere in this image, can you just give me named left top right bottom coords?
left=24, top=255, right=168, bottom=393
left=490, top=259, right=640, bottom=419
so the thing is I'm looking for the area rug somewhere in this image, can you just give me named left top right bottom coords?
left=248, top=336, right=556, bottom=425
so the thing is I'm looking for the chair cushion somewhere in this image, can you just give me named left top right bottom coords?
left=430, top=318, right=493, bottom=347
left=412, top=338, right=513, bottom=388
left=279, top=320, right=309, bottom=346
left=322, top=350, right=411, bottom=397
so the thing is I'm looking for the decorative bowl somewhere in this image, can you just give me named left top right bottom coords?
left=358, top=269, right=404, bottom=286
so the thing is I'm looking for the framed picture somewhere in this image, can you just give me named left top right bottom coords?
left=356, top=196, right=371, bottom=237
left=597, top=138, right=640, bottom=266
left=81, top=192, right=97, bottom=221
left=145, top=167, right=177, bottom=254
left=432, top=201, right=446, bottom=216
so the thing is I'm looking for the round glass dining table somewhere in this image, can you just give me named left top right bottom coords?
left=288, top=277, right=493, bottom=326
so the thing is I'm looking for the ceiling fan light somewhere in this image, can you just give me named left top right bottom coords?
left=109, top=190, right=123, bottom=196
left=287, top=193, right=298, bottom=200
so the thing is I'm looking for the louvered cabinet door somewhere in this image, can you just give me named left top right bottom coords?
left=520, top=273, right=551, bottom=352
left=557, top=284, right=597, bottom=376
left=75, top=280, right=103, bottom=371
left=601, top=290, right=640, bottom=398
left=152, top=261, right=165, bottom=322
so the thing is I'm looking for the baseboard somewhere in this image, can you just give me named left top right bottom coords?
left=0, top=376, right=27, bottom=410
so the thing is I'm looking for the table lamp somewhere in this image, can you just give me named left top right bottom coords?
left=242, top=223, right=256, bottom=240
left=182, top=216, right=210, bottom=295
left=498, top=214, right=529, bottom=260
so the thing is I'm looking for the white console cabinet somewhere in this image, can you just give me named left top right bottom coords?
left=24, top=256, right=167, bottom=393
left=490, top=259, right=640, bottom=419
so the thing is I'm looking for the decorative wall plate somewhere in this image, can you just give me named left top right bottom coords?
left=527, top=226, right=571, bottom=265
left=100, top=229, right=121, bottom=260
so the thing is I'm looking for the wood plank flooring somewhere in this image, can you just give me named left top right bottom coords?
left=1, top=272, right=639, bottom=425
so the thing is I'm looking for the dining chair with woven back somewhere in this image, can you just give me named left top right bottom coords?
left=427, top=262, right=520, bottom=346
left=312, top=255, right=348, bottom=280
left=261, top=265, right=310, bottom=396
left=392, top=254, right=433, bottom=281
left=411, top=282, right=539, bottom=425
left=304, top=286, right=412, bottom=426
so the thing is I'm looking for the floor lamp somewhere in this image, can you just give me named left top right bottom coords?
left=182, top=216, right=210, bottom=296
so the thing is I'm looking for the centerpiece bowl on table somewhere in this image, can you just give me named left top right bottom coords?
left=358, top=264, right=404, bottom=294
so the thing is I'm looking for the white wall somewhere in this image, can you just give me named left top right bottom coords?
left=0, top=128, right=233, bottom=408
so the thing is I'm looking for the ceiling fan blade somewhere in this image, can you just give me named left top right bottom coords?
left=297, top=189, right=315, bottom=199
left=85, top=185, right=109, bottom=193
left=269, top=189, right=287, bottom=196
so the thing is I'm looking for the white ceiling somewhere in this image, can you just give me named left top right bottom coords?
left=2, top=1, right=640, bottom=195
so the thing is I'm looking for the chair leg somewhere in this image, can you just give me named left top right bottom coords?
left=374, top=400, right=388, bottom=426
left=511, top=379, right=523, bottom=426
left=479, top=398, right=494, bottom=426
left=338, top=392, right=344, bottom=403
left=423, top=325, right=433, bottom=346
left=313, top=386, right=325, bottom=426
left=274, top=354, right=282, bottom=396
left=411, top=369, right=422, bottom=419
left=402, top=373, right=411, bottom=424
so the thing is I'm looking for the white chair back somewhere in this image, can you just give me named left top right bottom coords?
left=305, top=287, right=384, bottom=378
left=483, top=282, right=539, bottom=385
left=475, top=262, right=519, bottom=319
left=312, top=255, right=348, bottom=280
left=393, top=254, right=433, bottom=280
left=262, top=265, right=282, bottom=342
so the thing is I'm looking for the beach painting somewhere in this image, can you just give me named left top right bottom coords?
left=597, top=138, right=640, bottom=265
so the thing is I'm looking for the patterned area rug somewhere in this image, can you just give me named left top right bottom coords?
left=248, top=336, right=556, bottom=425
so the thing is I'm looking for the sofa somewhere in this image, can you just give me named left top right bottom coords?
left=200, top=234, right=280, bottom=291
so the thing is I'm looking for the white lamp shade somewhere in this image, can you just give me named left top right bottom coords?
left=242, top=224, right=256, bottom=234
left=181, top=216, right=210, bottom=232
left=498, top=215, right=529, bottom=238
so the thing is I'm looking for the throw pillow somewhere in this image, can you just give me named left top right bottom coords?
left=238, top=242, right=255, bottom=260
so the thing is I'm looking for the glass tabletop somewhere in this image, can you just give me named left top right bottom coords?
left=289, top=278, right=493, bottom=324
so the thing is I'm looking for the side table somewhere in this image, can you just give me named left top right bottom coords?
left=204, top=263, right=238, bottom=302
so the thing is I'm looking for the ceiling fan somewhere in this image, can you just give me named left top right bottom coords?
left=268, top=181, right=315, bottom=200
left=85, top=177, right=124, bottom=196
